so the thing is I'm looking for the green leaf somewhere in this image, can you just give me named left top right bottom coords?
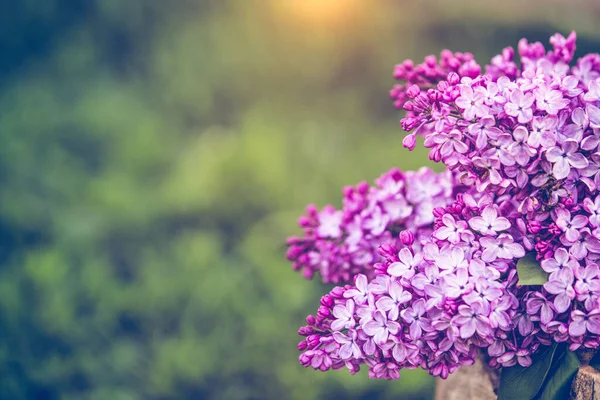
left=516, top=252, right=549, bottom=286
left=538, top=348, right=580, bottom=400
left=498, top=343, right=561, bottom=400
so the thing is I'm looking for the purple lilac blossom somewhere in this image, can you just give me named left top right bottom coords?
left=393, top=30, right=600, bottom=345
left=298, top=195, right=528, bottom=379
left=295, top=32, right=600, bottom=381
left=298, top=193, right=600, bottom=379
left=396, top=31, right=600, bottom=276
left=286, top=167, right=458, bottom=283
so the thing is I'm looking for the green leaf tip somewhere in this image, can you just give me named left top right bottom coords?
left=498, top=343, right=560, bottom=400
left=538, top=348, right=579, bottom=400
left=498, top=344, right=581, bottom=400
left=516, top=252, right=549, bottom=286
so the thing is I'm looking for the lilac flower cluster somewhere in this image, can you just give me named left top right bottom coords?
left=390, top=50, right=482, bottom=112
left=297, top=195, right=518, bottom=378
left=286, top=167, right=457, bottom=283
left=298, top=193, right=600, bottom=379
left=399, top=32, right=589, bottom=197
left=293, top=32, right=600, bottom=381
left=397, top=32, right=600, bottom=340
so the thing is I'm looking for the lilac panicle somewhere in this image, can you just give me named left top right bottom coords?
left=287, top=167, right=459, bottom=283
left=294, top=31, right=600, bottom=381
left=297, top=196, right=526, bottom=378
left=298, top=193, right=600, bottom=379
left=392, top=31, right=600, bottom=347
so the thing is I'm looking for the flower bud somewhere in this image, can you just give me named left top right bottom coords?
left=430, top=147, right=442, bottom=162
left=535, top=240, right=550, bottom=254
left=403, top=133, right=417, bottom=150
left=357, top=181, right=369, bottom=194
left=447, top=72, right=460, bottom=85
left=373, top=261, right=388, bottom=275
left=527, top=221, right=541, bottom=234
left=298, top=325, right=314, bottom=336
left=302, top=268, right=314, bottom=279
left=437, top=80, right=449, bottom=91
left=378, top=243, right=397, bottom=259
left=299, top=352, right=312, bottom=367
left=547, top=223, right=561, bottom=236
left=306, top=335, right=321, bottom=349
left=297, top=341, right=308, bottom=351
left=286, top=245, right=303, bottom=260
left=515, top=218, right=527, bottom=234
left=320, top=294, right=334, bottom=308
left=305, top=204, right=318, bottom=216
left=317, top=306, right=331, bottom=319
left=297, top=216, right=312, bottom=227
left=433, top=207, right=446, bottom=218
left=399, top=230, right=415, bottom=246
left=330, top=286, right=345, bottom=299
left=406, top=84, right=420, bottom=99
left=424, top=55, right=437, bottom=67
left=401, top=117, right=419, bottom=131
left=402, top=59, right=414, bottom=69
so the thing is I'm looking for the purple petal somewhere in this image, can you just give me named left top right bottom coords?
left=363, top=320, right=381, bottom=336
left=409, top=322, right=422, bottom=340
left=562, top=140, right=579, bottom=154
left=481, top=247, right=497, bottom=262
left=387, top=321, right=400, bottom=335
left=493, top=217, right=511, bottom=231
left=555, top=248, right=570, bottom=263
left=587, top=104, right=600, bottom=128
left=565, top=228, right=581, bottom=243
left=572, top=215, right=589, bottom=229
left=506, top=243, right=525, bottom=258
left=355, top=275, right=368, bottom=293
left=331, top=318, right=348, bottom=332
left=333, top=304, right=351, bottom=319
left=393, top=343, right=407, bottom=362
left=518, top=315, right=534, bottom=336
left=459, top=319, right=476, bottom=339
left=569, top=319, right=587, bottom=336
left=468, top=216, right=487, bottom=233
left=541, top=259, right=560, bottom=273
left=541, top=258, right=562, bottom=273
left=387, top=262, right=409, bottom=277
left=541, top=304, right=554, bottom=324
left=568, top=153, right=589, bottom=169
left=363, top=339, right=376, bottom=356
left=413, top=299, right=425, bottom=315
left=376, top=297, right=395, bottom=312
left=588, top=315, right=600, bottom=334
left=398, top=248, right=414, bottom=266
left=374, top=328, right=388, bottom=344
left=553, top=158, right=570, bottom=180
left=333, top=331, right=350, bottom=344
left=544, top=280, right=564, bottom=294
left=554, top=294, right=571, bottom=313
left=338, top=343, right=353, bottom=360
left=545, top=147, right=564, bottom=163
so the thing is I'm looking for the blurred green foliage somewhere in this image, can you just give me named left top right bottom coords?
left=1, top=1, right=599, bottom=399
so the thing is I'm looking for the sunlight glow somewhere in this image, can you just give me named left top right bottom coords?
left=277, top=0, right=363, bottom=27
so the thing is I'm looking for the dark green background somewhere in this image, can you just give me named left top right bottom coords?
left=1, top=1, right=599, bottom=399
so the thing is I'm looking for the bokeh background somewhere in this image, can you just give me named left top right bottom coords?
left=1, top=1, right=600, bottom=399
